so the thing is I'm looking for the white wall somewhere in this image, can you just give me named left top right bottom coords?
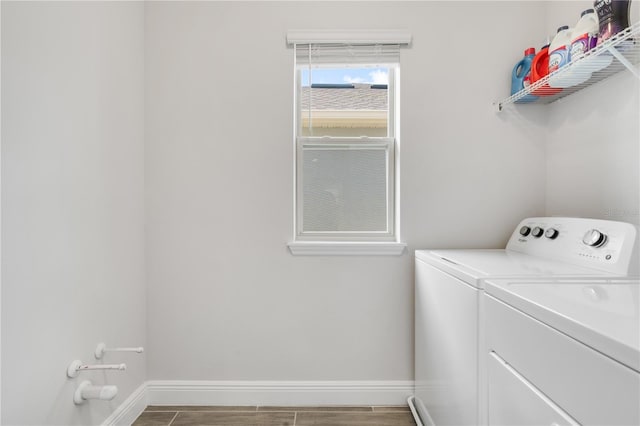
left=1, top=2, right=146, bottom=425
left=8, top=0, right=636, bottom=419
left=545, top=1, right=640, bottom=225
left=145, top=1, right=547, bottom=384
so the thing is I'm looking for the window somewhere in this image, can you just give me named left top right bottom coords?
left=287, top=31, right=410, bottom=255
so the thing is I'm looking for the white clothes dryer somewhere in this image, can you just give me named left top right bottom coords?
left=484, top=277, right=639, bottom=425
left=410, top=217, right=638, bottom=426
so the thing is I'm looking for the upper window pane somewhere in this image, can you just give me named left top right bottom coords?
left=299, top=67, right=389, bottom=137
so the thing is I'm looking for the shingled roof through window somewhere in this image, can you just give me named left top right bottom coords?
left=300, top=84, right=388, bottom=110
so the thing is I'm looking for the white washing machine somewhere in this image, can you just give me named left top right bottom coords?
left=484, top=277, right=639, bottom=425
left=410, top=217, right=638, bottom=426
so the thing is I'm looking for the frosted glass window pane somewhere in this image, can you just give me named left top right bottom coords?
left=302, top=147, right=387, bottom=232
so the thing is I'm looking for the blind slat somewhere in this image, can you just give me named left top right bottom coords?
left=295, top=43, right=401, bottom=67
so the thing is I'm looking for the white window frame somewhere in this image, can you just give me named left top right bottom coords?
left=287, top=34, right=408, bottom=255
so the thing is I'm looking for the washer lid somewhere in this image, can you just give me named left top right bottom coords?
left=415, top=249, right=613, bottom=288
left=485, top=278, right=640, bottom=372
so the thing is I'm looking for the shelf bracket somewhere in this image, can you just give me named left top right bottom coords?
left=606, top=46, right=640, bottom=79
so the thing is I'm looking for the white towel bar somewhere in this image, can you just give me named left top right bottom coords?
left=66, top=360, right=126, bottom=378
left=94, top=342, right=144, bottom=359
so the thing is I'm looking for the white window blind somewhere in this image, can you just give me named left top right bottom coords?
left=295, top=43, right=401, bottom=67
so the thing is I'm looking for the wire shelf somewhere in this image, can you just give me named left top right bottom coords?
left=495, top=21, right=640, bottom=112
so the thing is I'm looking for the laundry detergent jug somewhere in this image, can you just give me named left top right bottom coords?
left=530, top=43, right=562, bottom=96
left=548, top=26, right=572, bottom=73
left=570, top=9, right=599, bottom=61
left=511, top=47, right=538, bottom=103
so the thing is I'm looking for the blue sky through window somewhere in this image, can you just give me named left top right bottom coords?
left=301, top=68, right=388, bottom=87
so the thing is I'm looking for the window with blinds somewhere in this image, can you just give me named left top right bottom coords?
left=292, top=41, right=402, bottom=241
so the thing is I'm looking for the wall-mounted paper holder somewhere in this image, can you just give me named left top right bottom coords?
left=66, top=360, right=126, bottom=378
left=73, top=381, right=118, bottom=404
left=94, top=342, right=144, bottom=359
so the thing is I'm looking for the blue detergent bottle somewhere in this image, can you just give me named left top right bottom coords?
left=511, top=47, right=538, bottom=103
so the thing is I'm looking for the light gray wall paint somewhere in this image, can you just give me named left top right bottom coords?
left=1, top=2, right=146, bottom=425
left=144, top=1, right=547, bottom=382
left=546, top=72, right=639, bottom=225
left=545, top=1, right=640, bottom=225
left=3, top=1, right=636, bottom=421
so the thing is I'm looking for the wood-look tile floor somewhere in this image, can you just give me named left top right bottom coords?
left=132, top=405, right=416, bottom=426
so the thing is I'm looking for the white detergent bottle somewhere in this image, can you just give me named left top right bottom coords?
left=548, top=25, right=572, bottom=73
left=570, top=9, right=599, bottom=61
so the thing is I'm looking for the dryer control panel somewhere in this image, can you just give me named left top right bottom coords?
left=506, top=217, right=638, bottom=275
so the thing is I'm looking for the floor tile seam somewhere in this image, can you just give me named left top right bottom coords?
left=371, top=406, right=409, bottom=409
left=147, top=407, right=259, bottom=411
left=294, top=410, right=406, bottom=413
left=372, top=408, right=412, bottom=412
left=289, top=410, right=376, bottom=412
left=161, top=409, right=309, bottom=413
left=257, top=407, right=373, bottom=410
left=174, top=410, right=262, bottom=412
left=152, top=410, right=372, bottom=412
left=144, top=406, right=407, bottom=413
left=167, top=411, right=179, bottom=426
left=257, top=410, right=376, bottom=414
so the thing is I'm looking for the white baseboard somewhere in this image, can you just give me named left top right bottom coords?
left=101, top=383, right=148, bottom=426
left=147, top=380, right=415, bottom=407
left=103, top=380, right=415, bottom=424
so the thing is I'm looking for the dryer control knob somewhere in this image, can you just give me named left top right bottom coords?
left=519, top=226, right=531, bottom=236
left=532, top=227, right=544, bottom=238
left=545, top=228, right=559, bottom=239
left=583, top=229, right=608, bottom=247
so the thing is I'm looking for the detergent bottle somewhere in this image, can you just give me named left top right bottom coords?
left=530, top=40, right=562, bottom=96
left=511, top=47, right=538, bottom=102
left=594, top=0, right=631, bottom=44
left=570, top=9, right=599, bottom=61
left=531, top=41, right=550, bottom=84
left=548, top=26, right=572, bottom=73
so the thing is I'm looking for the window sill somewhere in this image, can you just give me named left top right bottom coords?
left=287, top=241, right=406, bottom=256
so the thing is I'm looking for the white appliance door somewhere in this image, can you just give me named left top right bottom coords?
left=487, top=351, right=579, bottom=426
left=486, top=294, right=640, bottom=425
left=415, top=259, right=479, bottom=425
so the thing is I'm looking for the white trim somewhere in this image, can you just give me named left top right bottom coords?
left=147, top=380, right=414, bottom=406
left=288, top=241, right=406, bottom=256
left=101, top=383, right=148, bottom=426
left=407, top=396, right=426, bottom=426
left=0, top=2, right=3, bottom=419
left=99, top=380, right=414, bottom=423
left=287, top=29, right=412, bottom=45
left=392, top=68, right=401, bottom=241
